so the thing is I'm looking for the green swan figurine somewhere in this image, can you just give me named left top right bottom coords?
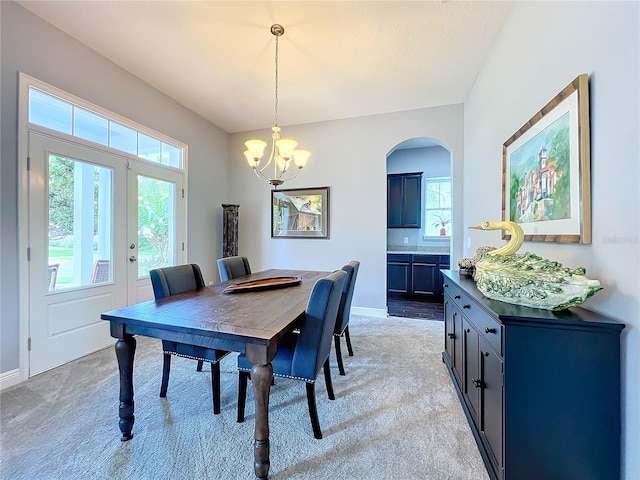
left=469, top=221, right=602, bottom=311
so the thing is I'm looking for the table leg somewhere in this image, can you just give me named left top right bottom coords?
left=251, top=362, right=273, bottom=480
left=115, top=334, right=136, bottom=441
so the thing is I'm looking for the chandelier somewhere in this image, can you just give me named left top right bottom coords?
left=244, top=24, right=310, bottom=187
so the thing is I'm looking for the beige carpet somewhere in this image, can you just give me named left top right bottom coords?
left=0, top=316, right=489, bottom=480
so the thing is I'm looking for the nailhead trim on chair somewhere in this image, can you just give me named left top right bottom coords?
left=164, top=351, right=230, bottom=363
left=238, top=366, right=317, bottom=384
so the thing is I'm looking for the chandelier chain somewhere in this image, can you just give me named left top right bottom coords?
left=243, top=23, right=308, bottom=187
left=274, top=33, right=279, bottom=127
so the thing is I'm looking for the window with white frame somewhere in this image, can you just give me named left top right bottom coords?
left=424, top=177, right=451, bottom=237
left=28, top=87, right=184, bottom=169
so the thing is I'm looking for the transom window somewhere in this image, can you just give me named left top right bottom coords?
left=424, top=177, right=451, bottom=237
left=28, top=87, right=184, bottom=169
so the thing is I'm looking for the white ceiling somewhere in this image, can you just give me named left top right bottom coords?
left=18, top=1, right=514, bottom=134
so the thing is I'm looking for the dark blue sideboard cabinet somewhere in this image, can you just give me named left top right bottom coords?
left=441, top=270, right=624, bottom=480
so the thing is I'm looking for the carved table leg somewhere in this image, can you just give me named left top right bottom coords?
left=115, top=335, right=136, bottom=441
left=251, top=362, right=273, bottom=480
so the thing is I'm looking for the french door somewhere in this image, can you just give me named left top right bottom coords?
left=28, top=132, right=184, bottom=375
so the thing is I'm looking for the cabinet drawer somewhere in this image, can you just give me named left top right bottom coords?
left=387, top=254, right=411, bottom=263
left=463, top=302, right=502, bottom=356
left=444, top=281, right=465, bottom=309
left=412, top=254, right=438, bottom=264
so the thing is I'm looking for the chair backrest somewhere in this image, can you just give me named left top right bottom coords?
left=48, top=263, right=60, bottom=291
left=291, top=270, right=347, bottom=380
left=149, top=263, right=206, bottom=300
left=334, top=261, right=360, bottom=335
left=217, top=256, right=252, bottom=282
left=91, top=259, right=110, bottom=284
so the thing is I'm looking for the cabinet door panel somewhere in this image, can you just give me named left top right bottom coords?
left=453, top=308, right=464, bottom=386
left=463, top=320, right=480, bottom=425
left=480, top=340, right=504, bottom=478
left=387, top=262, right=410, bottom=293
left=412, top=262, right=437, bottom=294
left=402, top=174, right=421, bottom=227
left=387, top=176, right=403, bottom=227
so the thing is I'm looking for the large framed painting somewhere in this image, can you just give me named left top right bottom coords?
left=502, top=74, right=591, bottom=243
left=271, top=187, right=330, bottom=238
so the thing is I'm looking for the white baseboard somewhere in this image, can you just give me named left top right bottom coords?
left=352, top=306, right=388, bottom=318
left=0, top=368, right=23, bottom=391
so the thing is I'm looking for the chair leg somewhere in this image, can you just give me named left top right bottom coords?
left=237, top=370, right=249, bottom=423
left=345, top=325, right=354, bottom=356
left=306, top=382, right=323, bottom=439
left=211, top=362, right=221, bottom=414
left=196, top=360, right=204, bottom=372
left=334, top=335, right=346, bottom=376
left=323, top=359, right=335, bottom=401
left=160, top=352, right=171, bottom=397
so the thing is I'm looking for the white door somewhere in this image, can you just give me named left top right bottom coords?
left=28, top=132, right=184, bottom=374
left=127, top=162, right=184, bottom=304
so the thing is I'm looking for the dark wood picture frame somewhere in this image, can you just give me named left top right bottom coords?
left=271, top=186, right=330, bottom=238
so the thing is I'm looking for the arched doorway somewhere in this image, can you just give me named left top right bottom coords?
left=386, top=138, right=452, bottom=318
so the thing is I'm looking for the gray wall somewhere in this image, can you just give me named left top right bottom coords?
left=0, top=2, right=230, bottom=372
left=228, top=105, right=464, bottom=313
left=463, top=2, right=639, bottom=478
left=2, top=1, right=638, bottom=478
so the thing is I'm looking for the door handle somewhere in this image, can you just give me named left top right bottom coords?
left=129, top=256, right=137, bottom=262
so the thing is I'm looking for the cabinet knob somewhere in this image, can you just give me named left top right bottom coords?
left=465, top=328, right=470, bottom=333
left=454, top=295, right=461, bottom=299
left=443, top=284, right=449, bottom=288
left=472, top=378, right=484, bottom=389
left=462, top=304, right=470, bottom=309
left=485, top=327, right=497, bottom=334
left=448, top=333, right=455, bottom=339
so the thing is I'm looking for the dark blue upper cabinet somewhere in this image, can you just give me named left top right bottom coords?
left=387, top=173, right=422, bottom=228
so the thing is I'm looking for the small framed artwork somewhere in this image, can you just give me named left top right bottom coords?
left=271, top=186, right=330, bottom=238
left=502, top=74, right=591, bottom=243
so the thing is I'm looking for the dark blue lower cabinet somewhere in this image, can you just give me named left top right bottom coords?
left=387, top=255, right=410, bottom=295
left=442, top=270, right=623, bottom=480
left=387, top=254, right=449, bottom=299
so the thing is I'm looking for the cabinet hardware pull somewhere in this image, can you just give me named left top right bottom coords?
left=472, top=378, right=483, bottom=388
left=443, top=284, right=449, bottom=288
left=448, top=333, right=455, bottom=339
left=485, top=327, right=497, bottom=334
left=454, top=295, right=461, bottom=299
left=465, top=328, right=470, bottom=333
left=463, top=304, right=470, bottom=309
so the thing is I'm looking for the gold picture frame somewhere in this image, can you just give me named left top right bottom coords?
left=502, top=74, right=591, bottom=243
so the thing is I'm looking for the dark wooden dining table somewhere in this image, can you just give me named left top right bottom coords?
left=101, top=268, right=330, bottom=480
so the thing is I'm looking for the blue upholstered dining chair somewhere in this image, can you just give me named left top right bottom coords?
left=236, top=269, right=347, bottom=440
left=149, top=263, right=230, bottom=414
left=217, top=255, right=252, bottom=282
left=333, top=261, right=360, bottom=376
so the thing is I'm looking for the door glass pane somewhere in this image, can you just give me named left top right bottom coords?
left=138, top=176, right=175, bottom=278
left=48, top=154, right=113, bottom=290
